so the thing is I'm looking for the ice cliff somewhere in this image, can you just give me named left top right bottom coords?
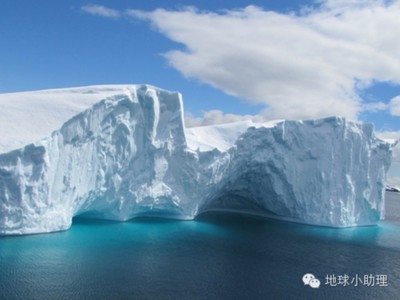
left=0, top=85, right=396, bottom=235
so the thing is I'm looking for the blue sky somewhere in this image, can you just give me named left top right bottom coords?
left=1, top=0, right=398, bottom=125
left=1, top=0, right=400, bottom=180
left=0, top=1, right=398, bottom=120
left=2, top=0, right=310, bottom=118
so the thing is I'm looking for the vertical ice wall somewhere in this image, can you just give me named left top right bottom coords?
left=0, top=85, right=395, bottom=235
left=0, top=85, right=196, bottom=234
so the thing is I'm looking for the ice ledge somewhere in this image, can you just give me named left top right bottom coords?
left=0, top=85, right=396, bottom=235
left=386, top=185, right=400, bottom=193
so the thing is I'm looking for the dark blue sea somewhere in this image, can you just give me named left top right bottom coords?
left=1, top=192, right=400, bottom=300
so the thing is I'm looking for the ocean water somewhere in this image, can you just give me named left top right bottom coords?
left=1, top=192, right=400, bottom=300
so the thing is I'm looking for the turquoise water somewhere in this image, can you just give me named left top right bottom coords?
left=1, top=193, right=400, bottom=299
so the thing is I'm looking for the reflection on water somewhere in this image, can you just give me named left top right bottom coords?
left=0, top=192, right=400, bottom=299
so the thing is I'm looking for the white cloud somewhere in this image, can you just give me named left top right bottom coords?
left=363, top=102, right=388, bottom=112
left=390, top=96, right=400, bottom=116
left=128, top=1, right=400, bottom=121
left=81, top=4, right=120, bottom=19
left=184, top=110, right=266, bottom=127
left=317, top=0, right=388, bottom=10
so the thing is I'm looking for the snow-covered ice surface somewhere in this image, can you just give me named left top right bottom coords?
left=0, top=85, right=396, bottom=235
left=0, top=85, right=131, bottom=153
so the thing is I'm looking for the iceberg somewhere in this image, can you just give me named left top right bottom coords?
left=0, top=85, right=396, bottom=235
left=386, top=185, right=400, bottom=193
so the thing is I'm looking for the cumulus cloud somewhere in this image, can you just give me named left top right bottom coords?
left=128, top=0, right=400, bottom=121
left=390, top=96, right=400, bottom=116
left=81, top=4, right=120, bottom=19
left=363, top=102, right=388, bottom=112
left=184, top=110, right=267, bottom=127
